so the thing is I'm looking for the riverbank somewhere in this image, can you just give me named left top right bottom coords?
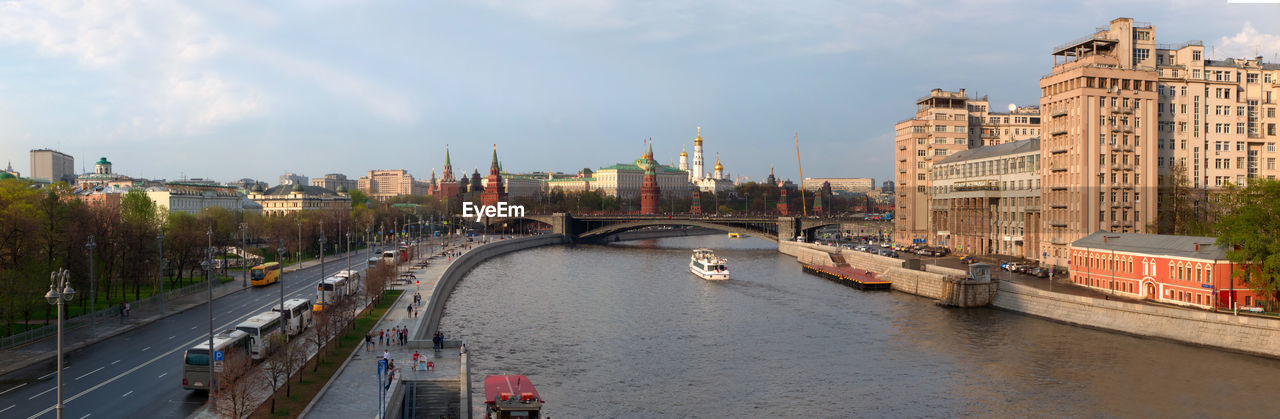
left=782, top=240, right=1280, bottom=358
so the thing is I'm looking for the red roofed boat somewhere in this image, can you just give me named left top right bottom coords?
left=484, top=375, right=543, bottom=418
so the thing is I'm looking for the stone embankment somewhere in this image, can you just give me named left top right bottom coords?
left=778, top=241, right=996, bottom=307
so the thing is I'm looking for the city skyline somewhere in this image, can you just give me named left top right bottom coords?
left=2, top=1, right=1279, bottom=183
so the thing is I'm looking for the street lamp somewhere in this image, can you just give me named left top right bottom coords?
left=278, top=241, right=287, bottom=345
left=46, top=268, right=75, bottom=419
left=240, top=223, right=249, bottom=288
left=157, top=232, right=166, bottom=312
left=201, top=235, right=215, bottom=409
left=86, top=235, right=96, bottom=336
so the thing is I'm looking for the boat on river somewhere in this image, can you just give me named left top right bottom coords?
left=690, top=248, right=730, bottom=280
left=484, top=375, right=543, bottom=418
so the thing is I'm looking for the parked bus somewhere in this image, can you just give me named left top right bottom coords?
left=236, top=312, right=284, bottom=360
left=273, top=298, right=313, bottom=336
left=182, top=329, right=249, bottom=391
left=249, top=262, right=282, bottom=287
left=314, top=275, right=349, bottom=312
left=381, top=250, right=397, bottom=265
left=333, top=270, right=361, bottom=296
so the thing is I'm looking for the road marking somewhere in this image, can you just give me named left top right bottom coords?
left=0, top=405, right=13, bottom=414
left=75, top=367, right=104, bottom=380
left=0, top=383, right=26, bottom=396
left=80, top=414, right=90, bottom=419
left=225, top=310, right=235, bottom=314
left=190, top=326, right=197, bottom=330
left=121, top=390, right=133, bottom=398
left=141, top=346, right=151, bottom=352
left=37, top=372, right=55, bottom=380
left=29, top=386, right=55, bottom=400
left=168, top=335, right=175, bottom=340
left=111, top=360, right=121, bottom=365
left=158, top=372, right=167, bottom=379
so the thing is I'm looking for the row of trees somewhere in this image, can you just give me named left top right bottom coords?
left=0, top=178, right=446, bottom=337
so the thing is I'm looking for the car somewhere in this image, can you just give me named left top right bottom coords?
left=1030, top=267, right=1051, bottom=278
left=877, top=248, right=899, bottom=258
left=1003, top=263, right=1021, bottom=271
left=1014, top=265, right=1034, bottom=274
left=960, top=255, right=976, bottom=264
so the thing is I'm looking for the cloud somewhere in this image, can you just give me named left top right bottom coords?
left=0, top=0, right=266, bottom=137
left=243, top=47, right=418, bottom=124
left=1216, top=22, right=1280, bottom=59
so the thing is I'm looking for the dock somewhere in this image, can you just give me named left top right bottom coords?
left=801, top=263, right=892, bottom=290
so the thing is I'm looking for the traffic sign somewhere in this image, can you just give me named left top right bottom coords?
left=213, top=350, right=224, bottom=362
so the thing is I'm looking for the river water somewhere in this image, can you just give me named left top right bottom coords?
left=439, top=235, right=1280, bottom=417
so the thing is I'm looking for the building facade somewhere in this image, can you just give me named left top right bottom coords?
left=595, top=159, right=691, bottom=199
left=358, top=169, right=428, bottom=200
left=801, top=177, right=876, bottom=194
left=146, top=182, right=247, bottom=214
left=279, top=173, right=308, bottom=186
left=311, top=173, right=358, bottom=192
left=248, top=183, right=351, bottom=215
left=29, top=149, right=74, bottom=183
left=929, top=138, right=1042, bottom=258
left=1069, top=231, right=1268, bottom=310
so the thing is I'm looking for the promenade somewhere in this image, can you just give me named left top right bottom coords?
left=303, top=238, right=487, bottom=419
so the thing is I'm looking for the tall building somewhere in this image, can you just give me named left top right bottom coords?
left=311, top=173, right=358, bottom=192
left=894, top=89, right=976, bottom=245
left=639, top=142, right=661, bottom=214
left=29, top=149, right=74, bottom=183
left=435, top=146, right=459, bottom=198
left=482, top=147, right=507, bottom=207
left=929, top=138, right=1042, bottom=258
left=357, top=169, right=427, bottom=200
left=1038, top=18, right=1162, bottom=266
left=678, top=146, right=689, bottom=173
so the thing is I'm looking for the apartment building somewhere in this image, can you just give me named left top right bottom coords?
left=29, top=149, right=74, bottom=183
left=1038, top=18, right=1161, bottom=266
left=930, top=138, right=1042, bottom=258
left=311, top=173, right=358, bottom=192
left=893, top=89, right=1040, bottom=246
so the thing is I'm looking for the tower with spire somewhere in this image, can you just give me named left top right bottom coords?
left=766, top=166, right=777, bottom=186
left=639, top=140, right=661, bottom=214
left=691, top=126, right=704, bottom=180
left=436, top=145, right=459, bottom=198
left=482, top=145, right=507, bottom=207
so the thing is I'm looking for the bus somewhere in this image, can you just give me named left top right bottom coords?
left=182, top=329, right=249, bottom=391
left=273, top=298, right=313, bottom=337
left=314, top=275, right=349, bottom=312
left=333, top=270, right=361, bottom=296
left=381, top=250, right=397, bottom=265
left=236, top=312, right=284, bottom=360
left=250, top=262, right=282, bottom=287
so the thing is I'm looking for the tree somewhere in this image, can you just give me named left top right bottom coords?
left=262, top=334, right=290, bottom=414
left=1156, top=162, right=1212, bottom=235
left=309, top=308, right=338, bottom=373
left=1215, top=179, right=1280, bottom=309
left=214, top=351, right=256, bottom=419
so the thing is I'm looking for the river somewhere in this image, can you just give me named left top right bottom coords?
left=439, top=235, right=1280, bottom=417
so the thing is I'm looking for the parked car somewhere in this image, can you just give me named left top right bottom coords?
left=960, top=255, right=976, bottom=264
left=1014, top=265, right=1034, bottom=274
left=1029, top=267, right=1051, bottom=278
left=877, top=248, right=898, bottom=258
left=1002, top=263, right=1021, bottom=271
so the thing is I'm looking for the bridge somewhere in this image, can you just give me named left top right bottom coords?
left=485, top=213, right=889, bottom=243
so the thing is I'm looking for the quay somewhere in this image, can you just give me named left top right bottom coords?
left=801, top=263, right=891, bottom=290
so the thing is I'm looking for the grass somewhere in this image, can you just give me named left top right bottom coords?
left=249, top=289, right=402, bottom=418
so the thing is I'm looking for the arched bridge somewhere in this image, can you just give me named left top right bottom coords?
left=485, top=213, right=888, bottom=243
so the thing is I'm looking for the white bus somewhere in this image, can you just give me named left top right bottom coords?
left=333, top=270, right=361, bottom=296
left=314, top=275, right=349, bottom=312
left=236, top=312, right=284, bottom=360
left=273, top=298, right=313, bottom=337
left=381, top=250, right=396, bottom=265
left=182, top=329, right=249, bottom=391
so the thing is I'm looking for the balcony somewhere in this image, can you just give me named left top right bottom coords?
left=1111, top=105, right=1136, bottom=114
left=1051, top=129, right=1069, bottom=136
left=1051, top=148, right=1069, bottom=155
left=1110, top=126, right=1133, bottom=133
left=1050, top=205, right=1067, bottom=209
left=1050, top=186, right=1068, bottom=191
left=1051, top=167, right=1068, bottom=173
left=1051, top=109, right=1068, bottom=118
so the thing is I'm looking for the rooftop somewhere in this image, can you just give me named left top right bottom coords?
left=936, top=138, right=1040, bottom=165
left=1072, top=231, right=1227, bottom=260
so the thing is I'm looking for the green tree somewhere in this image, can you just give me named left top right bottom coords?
left=1156, top=162, right=1212, bottom=235
left=1215, top=179, right=1280, bottom=309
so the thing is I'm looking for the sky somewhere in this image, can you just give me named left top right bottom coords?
left=2, top=0, right=1279, bottom=185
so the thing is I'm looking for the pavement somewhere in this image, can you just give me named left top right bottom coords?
left=302, top=238, right=484, bottom=419
left=0, top=248, right=377, bottom=419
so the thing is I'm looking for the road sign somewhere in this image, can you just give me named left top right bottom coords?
left=213, top=350, right=223, bottom=362
left=378, top=358, right=387, bottom=375
left=1201, top=284, right=1214, bottom=289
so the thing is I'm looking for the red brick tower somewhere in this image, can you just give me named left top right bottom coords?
left=639, top=141, right=660, bottom=214
left=777, top=187, right=790, bottom=215
left=690, top=189, right=702, bottom=214
left=482, top=146, right=506, bottom=207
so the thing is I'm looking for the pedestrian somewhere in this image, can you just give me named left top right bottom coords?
left=383, top=349, right=390, bottom=360
left=414, top=306, right=419, bottom=318
left=413, top=350, right=420, bottom=363
left=379, top=329, right=385, bottom=346
left=124, top=302, right=131, bottom=318
left=406, top=303, right=412, bottom=317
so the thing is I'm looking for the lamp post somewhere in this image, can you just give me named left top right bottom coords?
left=296, top=220, right=303, bottom=273
left=240, top=223, right=249, bottom=288
left=46, top=268, right=75, bottom=419
left=202, top=226, right=215, bottom=408
left=86, top=235, right=96, bottom=336
left=278, top=241, right=287, bottom=345
left=318, top=232, right=326, bottom=282
left=158, top=232, right=166, bottom=312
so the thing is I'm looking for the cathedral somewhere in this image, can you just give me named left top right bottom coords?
left=678, top=127, right=734, bottom=193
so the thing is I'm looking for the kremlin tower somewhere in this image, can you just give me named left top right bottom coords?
left=481, top=146, right=507, bottom=207
left=638, top=140, right=661, bottom=214
left=436, top=146, right=459, bottom=198
left=691, top=127, right=704, bottom=180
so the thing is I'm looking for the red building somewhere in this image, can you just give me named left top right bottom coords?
left=481, top=146, right=507, bottom=207
left=435, top=146, right=459, bottom=199
left=1069, top=232, right=1269, bottom=310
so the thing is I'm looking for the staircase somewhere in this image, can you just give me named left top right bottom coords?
left=401, top=379, right=461, bottom=418
left=829, top=252, right=849, bottom=267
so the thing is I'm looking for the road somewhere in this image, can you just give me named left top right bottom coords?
left=0, top=248, right=380, bottom=419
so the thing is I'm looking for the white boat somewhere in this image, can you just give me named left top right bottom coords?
left=690, top=248, right=730, bottom=280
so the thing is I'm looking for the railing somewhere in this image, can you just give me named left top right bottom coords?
left=1156, top=40, right=1203, bottom=51
left=1052, top=34, right=1118, bottom=54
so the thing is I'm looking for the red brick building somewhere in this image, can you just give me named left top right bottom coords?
left=1069, top=232, right=1270, bottom=310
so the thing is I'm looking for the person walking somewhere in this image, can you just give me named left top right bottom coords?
left=379, top=329, right=385, bottom=347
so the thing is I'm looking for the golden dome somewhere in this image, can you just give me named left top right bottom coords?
left=694, top=126, right=702, bottom=146
left=680, top=147, right=688, bottom=157
left=714, top=154, right=723, bottom=171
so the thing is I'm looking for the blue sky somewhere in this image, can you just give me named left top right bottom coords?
left=2, top=0, right=1278, bottom=185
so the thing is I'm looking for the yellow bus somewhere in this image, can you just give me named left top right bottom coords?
left=250, top=262, right=282, bottom=287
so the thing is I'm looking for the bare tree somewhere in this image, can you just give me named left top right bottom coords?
left=261, top=335, right=290, bottom=414
left=214, top=351, right=256, bottom=419
left=307, top=309, right=335, bottom=373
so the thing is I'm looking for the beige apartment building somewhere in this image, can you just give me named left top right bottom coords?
left=357, top=169, right=429, bottom=200
left=248, top=183, right=351, bottom=216
left=801, top=177, right=875, bottom=194
left=311, top=173, right=358, bottom=192
left=29, top=149, right=74, bottom=183
left=930, top=138, right=1042, bottom=258
left=1038, top=18, right=1161, bottom=266
left=893, top=89, right=1039, bottom=246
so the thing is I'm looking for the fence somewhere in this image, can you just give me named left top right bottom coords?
left=0, top=277, right=223, bottom=349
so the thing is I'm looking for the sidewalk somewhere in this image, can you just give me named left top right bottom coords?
left=0, top=250, right=360, bottom=378
left=303, top=239, right=476, bottom=419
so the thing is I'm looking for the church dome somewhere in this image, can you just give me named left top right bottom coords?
left=694, top=126, right=703, bottom=146
left=714, top=155, right=723, bottom=171
left=291, top=182, right=305, bottom=192
left=0, top=172, right=15, bottom=180
left=336, top=185, right=348, bottom=193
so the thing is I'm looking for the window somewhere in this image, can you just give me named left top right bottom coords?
left=1193, top=50, right=1201, bottom=61
left=917, top=150, right=926, bottom=156
left=1248, top=73, right=1258, bottom=83
left=934, top=149, right=947, bottom=156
